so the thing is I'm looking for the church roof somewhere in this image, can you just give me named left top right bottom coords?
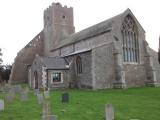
left=41, top=57, right=69, bottom=70
left=51, top=13, right=122, bottom=51
left=51, top=8, right=145, bottom=51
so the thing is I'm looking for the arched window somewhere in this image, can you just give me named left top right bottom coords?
left=121, top=15, right=139, bottom=62
left=76, top=56, right=82, bottom=74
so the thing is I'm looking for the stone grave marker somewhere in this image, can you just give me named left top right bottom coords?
left=37, top=93, right=44, bottom=104
left=105, top=103, right=114, bottom=120
left=24, top=87, right=29, bottom=93
left=44, top=91, right=50, bottom=99
left=42, top=115, right=57, bottom=120
left=0, top=99, right=4, bottom=111
left=3, top=85, right=11, bottom=93
left=14, top=85, right=22, bottom=93
left=62, top=92, right=69, bottom=103
left=0, top=86, right=4, bottom=92
left=42, top=101, right=50, bottom=116
left=20, top=91, right=28, bottom=102
left=5, top=90, right=15, bottom=102
left=34, top=89, right=39, bottom=96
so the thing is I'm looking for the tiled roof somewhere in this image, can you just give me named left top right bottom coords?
left=41, top=57, right=69, bottom=70
left=51, top=13, right=122, bottom=51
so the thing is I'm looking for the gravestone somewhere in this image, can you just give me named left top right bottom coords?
left=34, top=89, right=39, bottom=96
left=130, top=119, right=140, bottom=120
left=0, top=86, right=4, bottom=92
left=42, top=101, right=50, bottom=116
left=5, top=91, right=14, bottom=103
left=37, top=93, right=44, bottom=104
left=24, top=87, right=29, bottom=93
left=44, top=91, right=50, bottom=99
left=105, top=104, right=114, bottom=120
left=62, top=92, right=69, bottom=103
left=14, top=85, right=22, bottom=93
left=3, top=85, right=11, bottom=93
left=20, top=91, right=28, bottom=102
left=0, top=99, right=4, bottom=111
left=42, top=115, right=57, bottom=120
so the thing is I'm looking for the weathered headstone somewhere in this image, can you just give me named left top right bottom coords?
left=130, top=119, right=139, bottom=120
left=34, top=89, right=39, bottom=96
left=105, top=104, right=114, bottom=120
left=3, top=85, right=11, bottom=93
left=44, top=91, right=50, bottom=99
left=0, top=86, right=4, bottom=92
left=41, top=115, right=57, bottom=120
left=42, top=101, right=50, bottom=116
left=0, top=99, right=4, bottom=111
left=5, top=89, right=15, bottom=102
left=20, top=91, right=28, bottom=102
left=37, top=93, right=44, bottom=104
left=14, top=85, right=22, bottom=93
left=24, top=87, right=29, bottom=93
left=62, top=92, right=69, bottom=103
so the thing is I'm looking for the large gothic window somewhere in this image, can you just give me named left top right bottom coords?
left=121, top=15, right=139, bottom=62
left=76, top=56, right=82, bottom=74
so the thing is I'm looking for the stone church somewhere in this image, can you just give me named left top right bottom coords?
left=10, top=2, right=160, bottom=89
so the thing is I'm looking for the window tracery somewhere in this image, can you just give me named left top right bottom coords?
left=121, top=15, right=139, bottom=62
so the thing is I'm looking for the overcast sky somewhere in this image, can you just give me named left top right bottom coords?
left=0, top=0, right=159, bottom=64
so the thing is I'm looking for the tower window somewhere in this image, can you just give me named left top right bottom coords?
left=121, top=15, right=139, bottom=62
left=62, top=15, right=66, bottom=19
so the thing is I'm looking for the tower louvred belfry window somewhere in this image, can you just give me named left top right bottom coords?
left=121, top=15, right=139, bottom=62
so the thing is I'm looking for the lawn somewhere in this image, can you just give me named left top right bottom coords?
left=0, top=87, right=160, bottom=120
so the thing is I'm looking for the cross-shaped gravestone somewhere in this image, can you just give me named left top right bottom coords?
left=0, top=99, right=4, bottom=111
left=37, top=93, right=44, bottom=104
left=44, top=91, right=50, bottom=99
left=20, top=91, right=28, bottom=102
left=42, top=115, right=57, bottom=120
left=105, top=104, right=114, bottom=120
left=62, top=92, right=69, bottom=103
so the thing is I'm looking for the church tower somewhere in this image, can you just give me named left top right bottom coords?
left=43, top=2, right=75, bottom=56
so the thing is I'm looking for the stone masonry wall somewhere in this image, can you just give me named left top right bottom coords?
left=92, top=42, right=115, bottom=89
left=47, top=70, right=69, bottom=89
left=10, top=31, right=44, bottom=83
left=66, top=51, right=92, bottom=88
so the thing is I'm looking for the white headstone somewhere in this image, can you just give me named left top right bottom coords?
left=105, top=104, right=114, bottom=120
left=0, top=99, right=4, bottom=111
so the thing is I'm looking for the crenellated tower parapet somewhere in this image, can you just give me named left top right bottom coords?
left=43, top=2, right=75, bottom=57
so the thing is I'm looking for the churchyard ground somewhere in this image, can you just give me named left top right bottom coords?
left=0, top=87, right=160, bottom=120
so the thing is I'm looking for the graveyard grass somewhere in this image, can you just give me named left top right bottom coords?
left=0, top=87, right=160, bottom=120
